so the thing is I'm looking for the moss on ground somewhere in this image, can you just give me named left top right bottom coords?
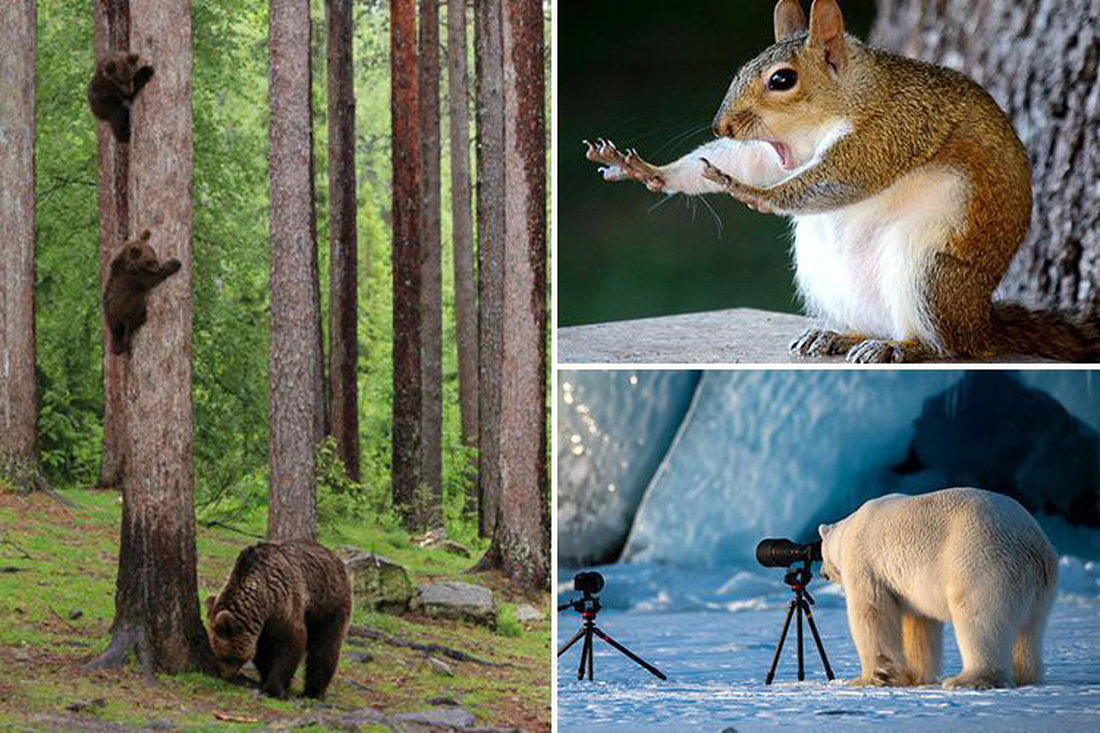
left=0, top=488, right=550, bottom=730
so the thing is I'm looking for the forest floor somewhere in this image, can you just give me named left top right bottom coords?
left=0, top=487, right=550, bottom=731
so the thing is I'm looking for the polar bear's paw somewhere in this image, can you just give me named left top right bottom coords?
left=943, top=672, right=1009, bottom=690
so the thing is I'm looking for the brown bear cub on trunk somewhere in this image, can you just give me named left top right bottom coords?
left=87, top=52, right=154, bottom=143
left=205, top=540, right=352, bottom=700
left=103, top=229, right=181, bottom=355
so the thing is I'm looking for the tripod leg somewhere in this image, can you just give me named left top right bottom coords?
left=765, top=599, right=797, bottom=685
left=587, top=629, right=594, bottom=681
left=797, top=597, right=805, bottom=681
left=803, top=602, right=835, bottom=681
left=591, top=626, right=668, bottom=681
left=577, top=629, right=590, bottom=680
left=558, top=627, right=585, bottom=657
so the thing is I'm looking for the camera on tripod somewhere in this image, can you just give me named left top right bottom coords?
left=558, top=571, right=666, bottom=681
left=756, top=537, right=834, bottom=685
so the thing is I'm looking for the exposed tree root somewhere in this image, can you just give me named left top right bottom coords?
left=346, top=625, right=511, bottom=668
left=85, top=624, right=157, bottom=681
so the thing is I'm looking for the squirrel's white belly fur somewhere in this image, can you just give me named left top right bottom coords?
left=792, top=165, right=970, bottom=345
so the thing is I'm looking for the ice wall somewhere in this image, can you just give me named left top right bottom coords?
left=558, top=370, right=700, bottom=566
left=619, top=371, right=963, bottom=567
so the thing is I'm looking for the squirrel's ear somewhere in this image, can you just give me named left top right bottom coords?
left=808, top=0, right=847, bottom=73
left=774, top=0, right=807, bottom=42
left=139, top=229, right=151, bottom=241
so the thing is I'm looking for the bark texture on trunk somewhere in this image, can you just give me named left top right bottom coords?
left=481, top=0, right=549, bottom=591
left=326, top=0, right=360, bottom=483
left=391, top=0, right=423, bottom=526
left=419, top=0, right=443, bottom=529
left=474, top=0, right=504, bottom=539
left=90, top=0, right=212, bottom=674
left=268, top=0, right=323, bottom=541
left=872, top=0, right=1100, bottom=315
left=0, top=0, right=38, bottom=490
left=447, top=0, right=479, bottom=514
left=93, top=0, right=131, bottom=491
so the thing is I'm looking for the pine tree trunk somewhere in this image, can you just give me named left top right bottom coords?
left=268, top=0, right=323, bottom=541
left=447, top=0, right=479, bottom=514
left=872, top=0, right=1100, bottom=316
left=326, top=0, right=360, bottom=483
left=480, top=0, right=549, bottom=591
left=93, top=0, right=131, bottom=491
left=90, top=0, right=212, bottom=674
left=391, top=0, right=423, bottom=527
left=0, top=0, right=38, bottom=491
left=474, top=0, right=504, bottom=539
left=419, top=0, right=443, bottom=529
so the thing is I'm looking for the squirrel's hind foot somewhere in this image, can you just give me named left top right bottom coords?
left=844, top=338, right=934, bottom=364
left=584, top=139, right=665, bottom=192
left=790, top=328, right=864, bottom=358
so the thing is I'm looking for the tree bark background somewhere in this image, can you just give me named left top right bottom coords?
left=0, top=0, right=38, bottom=490
left=93, top=0, right=131, bottom=491
left=872, top=0, right=1100, bottom=317
left=474, top=0, right=504, bottom=539
left=447, top=0, right=479, bottom=513
left=268, top=0, right=323, bottom=541
left=485, top=0, right=549, bottom=590
left=326, top=0, right=360, bottom=483
left=391, top=0, right=423, bottom=526
left=94, top=0, right=212, bottom=674
left=419, top=0, right=444, bottom=529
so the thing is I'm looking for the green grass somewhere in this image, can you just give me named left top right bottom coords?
left=0, top=487, right=550, bottom=730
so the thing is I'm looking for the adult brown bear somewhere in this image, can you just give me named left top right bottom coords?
left=205, top=540, right=352, bottom=699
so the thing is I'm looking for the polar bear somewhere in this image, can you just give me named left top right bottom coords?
left=818, top=488, right=1057, bottom=689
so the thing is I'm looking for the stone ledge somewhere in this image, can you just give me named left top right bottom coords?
left=558, top=307, right=1046, bottom=365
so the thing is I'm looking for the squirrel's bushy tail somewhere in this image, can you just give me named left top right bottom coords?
left=991, top=303, right=1100, bottom=362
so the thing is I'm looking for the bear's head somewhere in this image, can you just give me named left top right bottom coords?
left=117, top=229, right=182, bottom=287
left=205, top=595, right=258, bottom=680
left=104, top=53, right=144, bottom=96
left=818, top=522, right=843, bottom=584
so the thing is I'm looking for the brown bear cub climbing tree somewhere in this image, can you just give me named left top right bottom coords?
left=87, top=51, right=155, bottom=143
left=103, top=229, right=181, bottom=355
left=205, top=541, right=352, bottom=700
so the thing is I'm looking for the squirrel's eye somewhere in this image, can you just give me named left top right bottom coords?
left=767, top=68, right=798, bottom=92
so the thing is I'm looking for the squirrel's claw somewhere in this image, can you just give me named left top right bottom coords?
left=585, top=138, right=665, bottom=191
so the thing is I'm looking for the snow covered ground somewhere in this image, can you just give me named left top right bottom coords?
left=556, top=563, right=1100, bottom=731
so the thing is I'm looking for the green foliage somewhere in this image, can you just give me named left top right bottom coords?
left=314, top=436, right=373, bottom=526
left=495, top=603, right=523, bottom=638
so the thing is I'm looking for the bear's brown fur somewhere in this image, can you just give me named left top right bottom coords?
left=87, top=51, right=154, bottom=143
left=205, top=540, right=352, bottom=699
left=103, top=229, right=181, bottom=355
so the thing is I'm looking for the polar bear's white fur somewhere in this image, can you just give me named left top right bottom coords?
left=818, top=488, right=1057, bottom=689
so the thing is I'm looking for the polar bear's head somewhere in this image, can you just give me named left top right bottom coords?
left=818, top=522, right=843, bottom=584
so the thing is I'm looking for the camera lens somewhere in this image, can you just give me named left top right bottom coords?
left=574, top=571, right=605, bottom=595
left=756, top=539, right=822, bottom=567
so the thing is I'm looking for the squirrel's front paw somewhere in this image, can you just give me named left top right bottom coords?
left=701, top=157, right=775, bottom=213
left=584, top=139, right=665, bottom=192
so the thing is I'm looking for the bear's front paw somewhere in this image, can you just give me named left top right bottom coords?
left=943, top=673, right=1008, bottom=690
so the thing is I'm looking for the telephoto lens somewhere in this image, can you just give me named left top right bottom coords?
left=755, top=538, right=823, bottom=567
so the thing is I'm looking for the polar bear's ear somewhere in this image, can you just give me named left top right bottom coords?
left=818, top=523, right=832, bottom=540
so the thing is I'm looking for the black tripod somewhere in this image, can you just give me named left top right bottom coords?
left=764, top=559, right=834, bottom=684
left=558, top=593, right=667, bottom=681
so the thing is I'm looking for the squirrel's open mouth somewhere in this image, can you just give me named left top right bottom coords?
left=767, top=141, right=792, bottom=170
